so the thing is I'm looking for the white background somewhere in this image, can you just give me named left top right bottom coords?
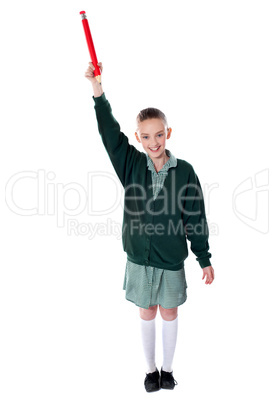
left=1, top=1, right=273, bottom=401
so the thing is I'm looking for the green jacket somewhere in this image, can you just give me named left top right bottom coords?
left=93, top=92, right=212, bottom=271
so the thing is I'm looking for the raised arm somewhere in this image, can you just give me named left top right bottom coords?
left=85, top=61, right=142, bottom=187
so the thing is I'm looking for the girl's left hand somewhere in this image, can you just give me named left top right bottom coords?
left=202, top=266, right=214, bottom=284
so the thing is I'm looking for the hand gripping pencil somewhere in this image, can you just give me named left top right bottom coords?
left=80, top=11, right=101, bottom=84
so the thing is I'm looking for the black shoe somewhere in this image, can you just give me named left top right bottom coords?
left=160, top=368, right=178, bottom=390
left=144, top=368, right=160, bottom=392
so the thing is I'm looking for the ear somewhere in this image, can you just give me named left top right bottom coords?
left=167, top=127, right=172, bottom=139
left=135, top=132, right=141, bottom=143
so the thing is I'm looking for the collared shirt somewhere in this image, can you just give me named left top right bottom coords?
left=146, top=149, right=178, bottom=200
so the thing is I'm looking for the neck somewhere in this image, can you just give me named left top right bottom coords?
left=151, top=149, right=169, bottom=173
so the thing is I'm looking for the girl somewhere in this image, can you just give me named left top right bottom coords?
left=85, top=61, right=215, bottom=392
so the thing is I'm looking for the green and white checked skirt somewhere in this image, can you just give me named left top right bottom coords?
left=123, top=259, right=188, bottom=309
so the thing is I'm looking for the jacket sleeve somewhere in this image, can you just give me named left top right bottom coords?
left=92, top=92, right=142, bottom=188
left=182, top=166, right=212, bottom=269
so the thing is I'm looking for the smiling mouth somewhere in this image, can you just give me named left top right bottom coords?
left=149, top=146, right=161, bottom=152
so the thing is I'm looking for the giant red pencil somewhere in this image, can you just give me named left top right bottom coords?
left=80, top=11, right=101, bottom=84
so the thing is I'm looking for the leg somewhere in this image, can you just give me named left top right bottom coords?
left=139, top=305, right=158, bottom=320
left=159, top=306, right=178, bottom=373
left=139, top=305, right=158, bottom=374
left=159, top=305, right=178, bottom=321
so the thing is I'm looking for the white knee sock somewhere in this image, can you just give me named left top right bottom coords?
left=162, top=316, right=178, bottom=372
left=140, top=317, right=157, bottom=374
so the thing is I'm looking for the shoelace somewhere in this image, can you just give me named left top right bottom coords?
left=162, top=371, right=178, bottom=386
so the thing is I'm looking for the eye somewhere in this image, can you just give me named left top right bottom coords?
left=158, top=134, right=163, bottom=137
left=143, top=136, right=148, bottom=139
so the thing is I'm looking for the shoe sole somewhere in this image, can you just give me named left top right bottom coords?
left=160, top=385, right=175, bottom=390
left=146, top=387, right=160, bottom=392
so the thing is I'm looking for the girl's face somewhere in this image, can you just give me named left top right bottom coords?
left=135, top=118, right=172, bottom=160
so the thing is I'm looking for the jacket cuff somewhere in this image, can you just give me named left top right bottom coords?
left=92, top=92, right=107, bottom=106
left=199, top=258, right=212, bottom=269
